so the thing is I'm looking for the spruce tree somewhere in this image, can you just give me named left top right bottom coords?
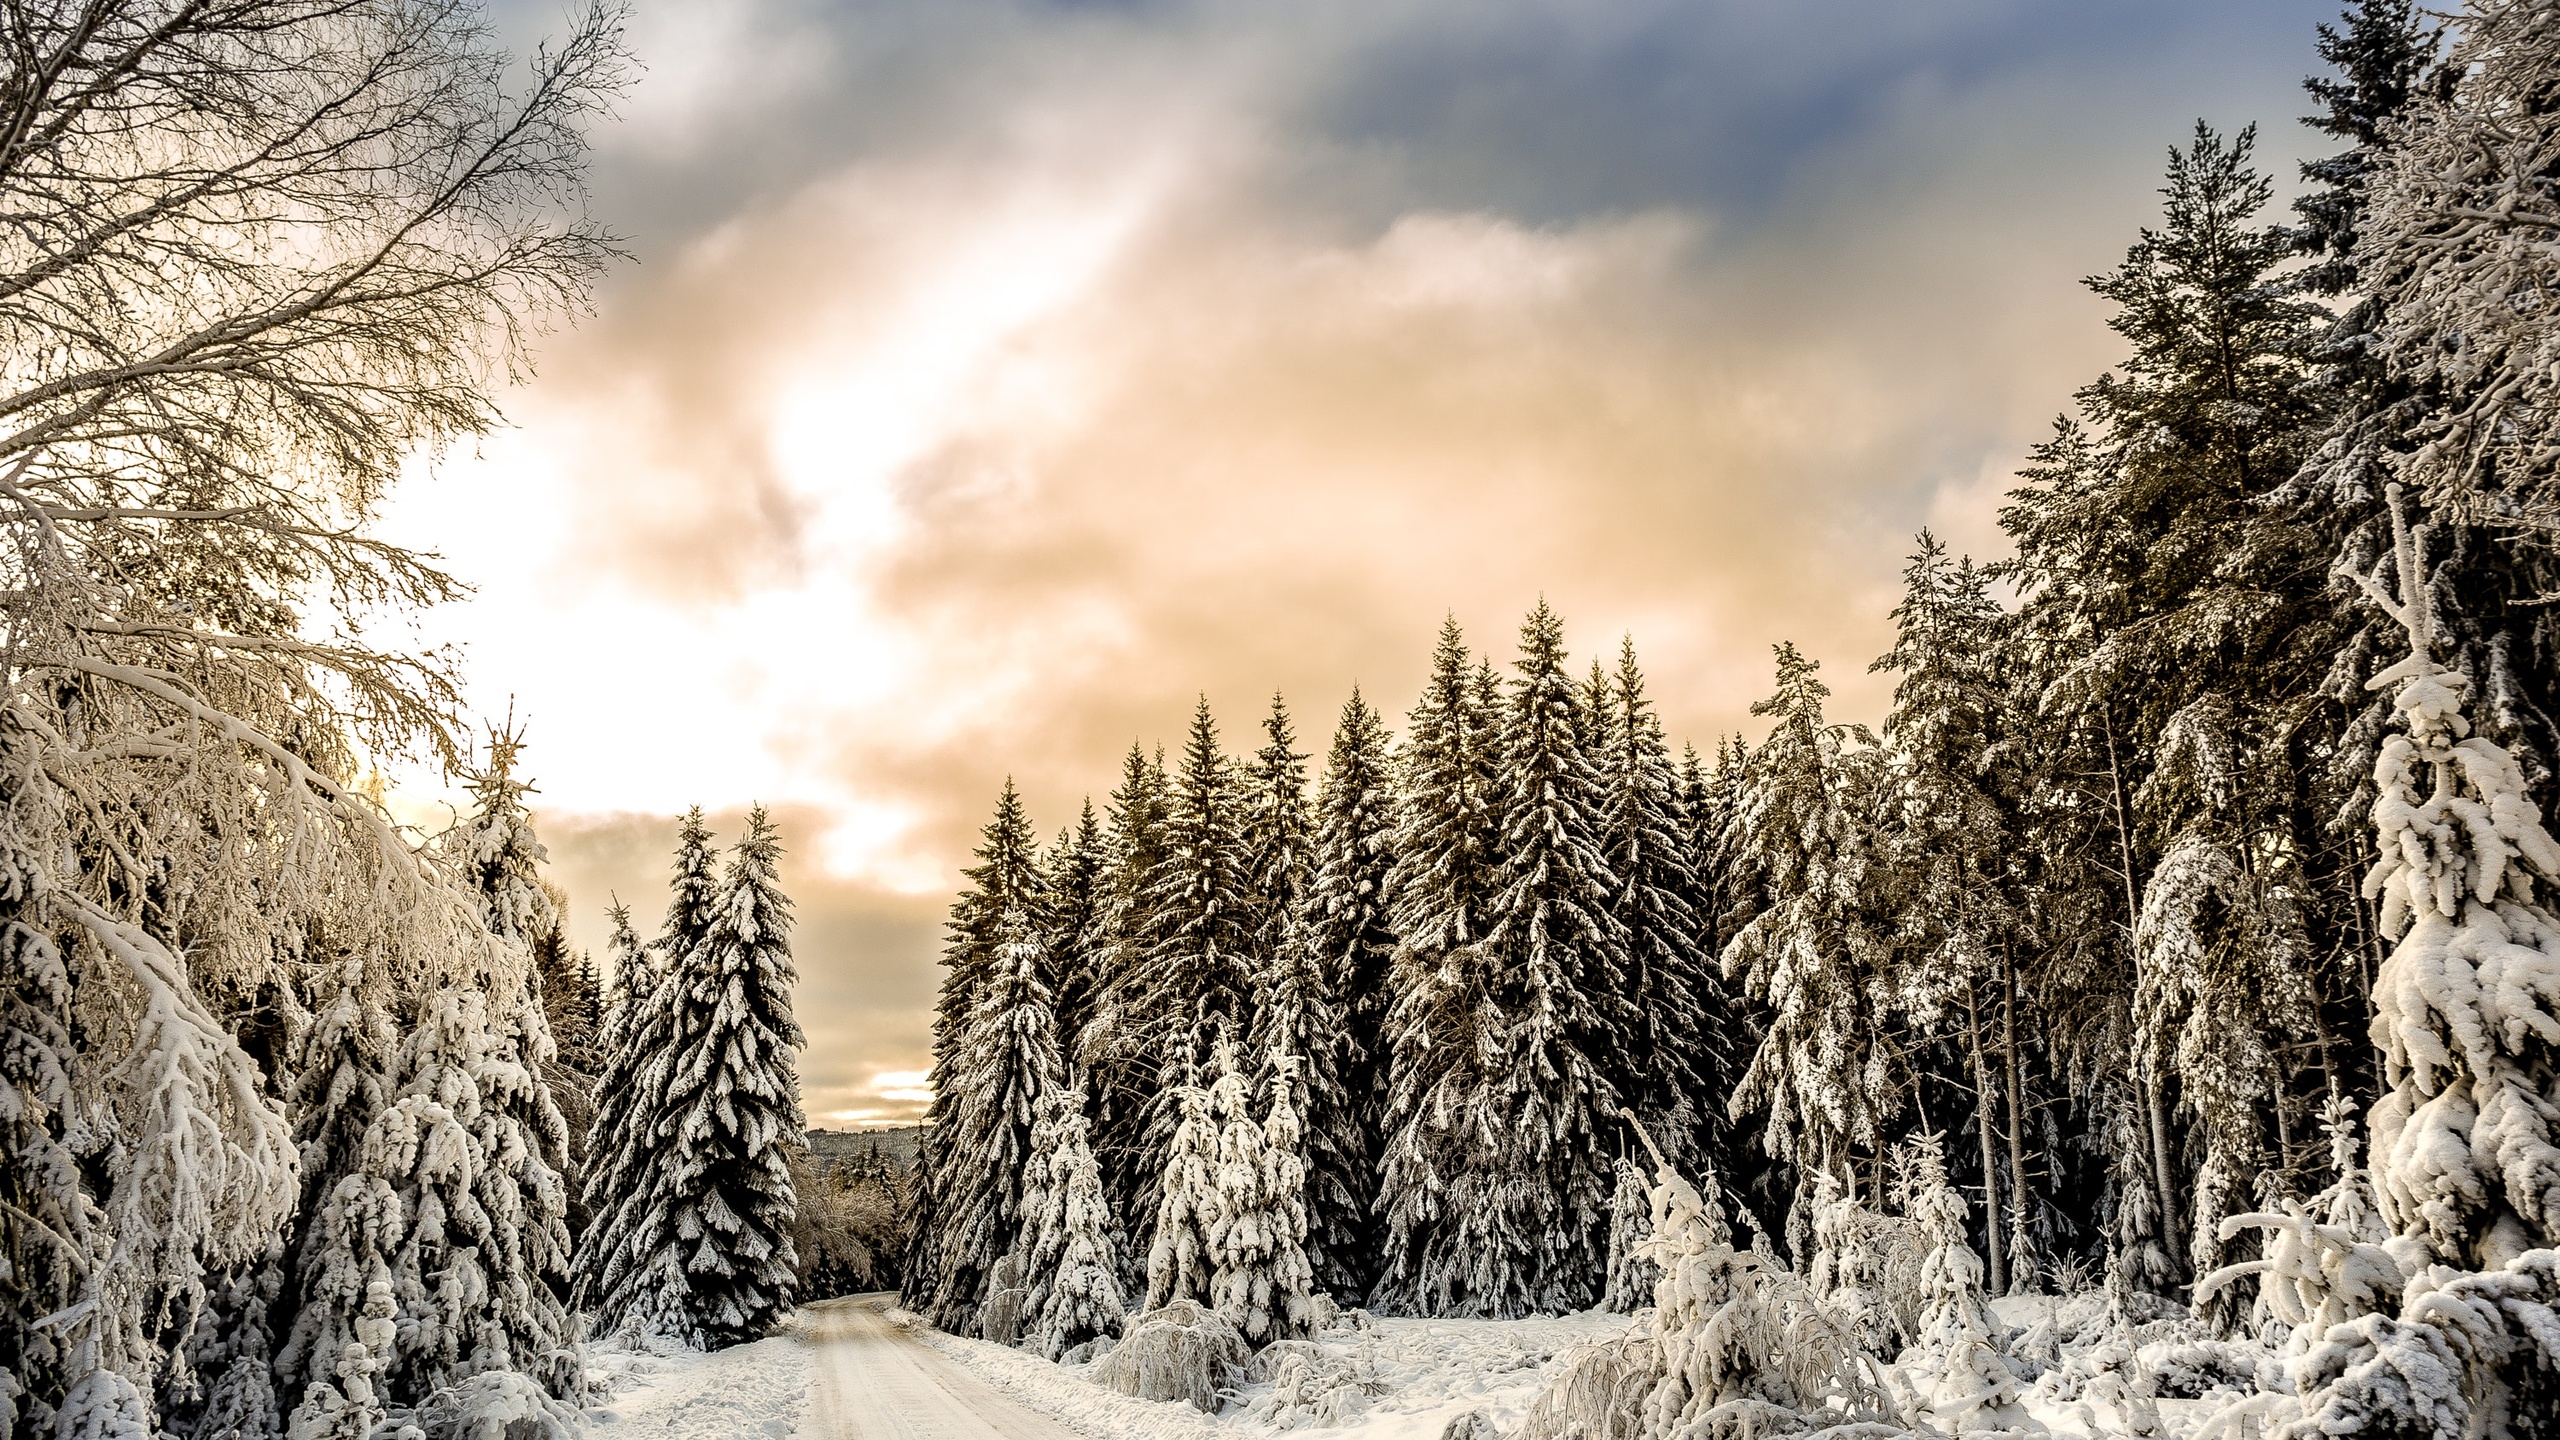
left=1045, top=801, right=1108, bottom=1064
left=281, top=985, right=583, bottom=1418
left=1024, top=1078, right=1127, bottom=1361
left=580, top=810, right=722, bottom=1338
left=1247, top=922, right=1364, bottom=1306
left=1375, top=621, right=1504, bottom=1315
left=2295, top=0, right=2438, bottom=299
left=1872, top=537, right=2046, bottom=1291
left=1997, top=125, right=2348, bottom=1291
left=440, top=728, right=581, bottom=1306
left=1721, top=644, right=1896, bottom=1258
left=1083, top=745, right=1174, bottom=1265
left=1600, top=637, right=1724, bottom=1177
left=1242, top=695, right=1313, bottom=959
left=1479, top=601, right=1629, bottom=1306
left=1295, top=688, right=1400, bottom=1299
left=1147, top=700, right=1261, bottom=1060
left=1207, top=1042, right=1319, bottom=1345
left=1146, top=1056, right=1219, bottom=1311
left=572, top=903, right=660, bottom=1319
left=1599, top=1156, right=1658, bottom=1314
left=1115, top=702, right=1259, bottom=1258
left=906, top=785, right=1046, bottom=1321
left=1377, top=604, right=1625, bottom=1316
left=1383, top=621, right=1500, bottom=996
left=647, top=808, right=804, bottom=1347
left=922, top=893, right=1063, bottom=1335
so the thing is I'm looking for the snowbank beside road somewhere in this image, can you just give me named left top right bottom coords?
left=918, top=1309, right=1634, bottom=1440
left=585, top=1326, right=813, bottom=1440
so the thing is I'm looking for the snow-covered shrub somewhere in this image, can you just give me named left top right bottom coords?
left=1809, top=1165, right=1926, bottom=1358
left=2136, top=1336, right=2274, bottom=1401
left=1601, top=1158, right=1660, bottom=1315
left=1088, top=1299, right=1248, bottom=1413
left=1240, top=1339, right=1390, bottom=1429
left=1515, top=1334, right=1657, bottom=1440
left=1519, top=1120, right=1900, bottom=1440
left=1890, top=1134, right=2039, bottom=1437
left=413, top=1372, right=581, bottom=1440
left=979, top=1253, right=1033, bottom=1348
left=2284, top=1251, right=2560, bottom=1440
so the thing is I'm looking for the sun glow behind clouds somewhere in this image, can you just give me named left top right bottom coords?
left=380, top=142, right=1184, bottom=893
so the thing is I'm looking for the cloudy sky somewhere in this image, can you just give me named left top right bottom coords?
left=380, top=0, right=2346, bottom=1127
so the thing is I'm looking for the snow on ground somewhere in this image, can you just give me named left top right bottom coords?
left=584, top=1324, right=814, bottom=1440
left=910, top=1307, right=1637, bottom=1440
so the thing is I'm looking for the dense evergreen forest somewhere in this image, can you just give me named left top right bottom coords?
left=907, top=3, right=2560, bottom=1431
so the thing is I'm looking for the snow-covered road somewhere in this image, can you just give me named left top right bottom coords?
left=805, top=1296, right=1082, bottom=1440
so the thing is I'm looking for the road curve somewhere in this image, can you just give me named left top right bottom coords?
left=803, top=1295, right=1081, bottom=1440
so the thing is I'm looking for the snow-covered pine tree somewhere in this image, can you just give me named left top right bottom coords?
left=2202, top=491, right=2560, bottom=1438
left=2295, top=0, right=2439, bottom=300
left=1243, top=696, right=1312, bottom=959
left=907, top=785, right=1047, bottom=1324
left=1600, top=638, right=1723, bottom=1180
left=1721, top=643, right=1896, bottom=1260
left=1294, top=688, right=1400, bottom=1300
left=1025, top=1078, right=1128, bottom=1361
left=2134, top=829, right=2321, bottom=1323
left=1235, top=692, right=1362, bottom=1304
left=2000, top=122, right=2352, bottom=1296
left=449, top=723, right=560, bottom=951
left=1894, top=1134, right=2033, bottom=1435
left=570, top=900, right=652, bottom=1320
left=1115, top=702, right=1260, bottom=1261
left=1245, top=921, right=1362, bottom=1308
left=1385, top=621, right=1501, bottom=982
left=1872, top=535, right=2054, bottom=1294
left=257, top=954, right=393, bottom=1440
left=437, top=727, right=581, bottom=1323
left=1083, top=745, right=1175, bottom=1271
left=647, top=807, right=804, bottom=1347
left=1206, top=1041, right=1319, bottom=1345
left=579, top=812, right=722, bottom=1338
left=923, top=890, right=1064, bottom=1335
left=280, top=981, right=584, bottom=1422
left=1146, top=1055, right=1220, bottom=1311
left=1379, top=603, right=1626, bottom=1316
left=1375, top=620, right=1507, bottom=1315
left=0, top=839, right=86, bottom=1433
left=1145, top=700, right=1261, bottom=1064
left=1045, top=802, right=1108, bottom=1069
left=2353, top=498, right=2560, bottom=1265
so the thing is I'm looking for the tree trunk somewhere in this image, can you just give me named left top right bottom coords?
left=1967, top=971, right=2006, bottom=1295
left=2272, top=1051, right=2295, bottom=1185
left=2001, top=946, right=2032, bottom=1291
left=2104, top=712, right=2184, bottom=1269
left=2145, top=1078, right=2183, bottom=1275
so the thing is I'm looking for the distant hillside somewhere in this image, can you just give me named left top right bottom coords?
left=805, top=1124, right=925, bottom=1177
